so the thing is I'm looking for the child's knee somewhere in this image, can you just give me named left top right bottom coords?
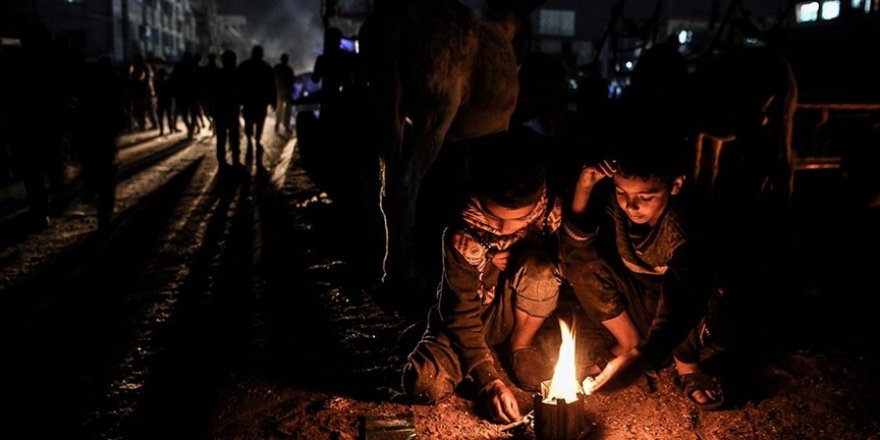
left=401, top=361, right=455, bottom=404
left=401, top=340, right=461, bottom=404
left=512, top=251, right=562, bottom=318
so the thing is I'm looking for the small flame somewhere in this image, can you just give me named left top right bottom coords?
left=545, top=319, right=581, bottom=404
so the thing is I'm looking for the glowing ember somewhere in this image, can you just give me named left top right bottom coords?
left=544, top=319, right=582, bottom=404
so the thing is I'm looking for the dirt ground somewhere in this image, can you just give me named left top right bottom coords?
left=2, top=126, right=878, bottom=439
left=206, top=309, right=880, bottom=440
left=206, top=155, right=880, bottom=440
left=209, top=349, right=880, bottom=440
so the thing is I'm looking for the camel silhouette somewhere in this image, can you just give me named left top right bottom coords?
left=359, top=0, right=541, bottom=290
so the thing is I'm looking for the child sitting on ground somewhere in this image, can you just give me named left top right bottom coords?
left=562, top=128, right=724, bottom=410
left=401, top=128, right=563, bottom=423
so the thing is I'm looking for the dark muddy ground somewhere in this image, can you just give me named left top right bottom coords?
left=1, top=121, right=879, bottom=439
left=209, top=156, right=880, bottom=440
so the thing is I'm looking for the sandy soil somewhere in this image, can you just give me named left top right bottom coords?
left=207, top=151, right=880, bottom=440
left=2, top=124, right=878, bottom=439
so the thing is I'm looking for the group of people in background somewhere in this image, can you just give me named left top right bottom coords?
left=0, top=20, right=299, bottom=233
left=127, top=45, right=296, bottom=141
left=126, top=45, right=297, bottom=171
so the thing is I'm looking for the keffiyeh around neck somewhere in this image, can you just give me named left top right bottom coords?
left=460, top=188, right=549, bottom=250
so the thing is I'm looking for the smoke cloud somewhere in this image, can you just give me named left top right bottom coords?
left=231, top=0, right=325, bottom=75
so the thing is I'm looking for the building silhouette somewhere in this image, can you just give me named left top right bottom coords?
left=32, top=0, right=220, bottom=61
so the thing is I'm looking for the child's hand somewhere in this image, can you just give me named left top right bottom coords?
left=482, top=379, right=521, bottom=424
left=491, top=250, right=510, bottom=271
left=578, top=160, right=617, bottom=188
left=583, top=347, right=645, bottom=394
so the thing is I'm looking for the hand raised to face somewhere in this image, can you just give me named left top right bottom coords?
left=578, top=160, right=618, bottom=189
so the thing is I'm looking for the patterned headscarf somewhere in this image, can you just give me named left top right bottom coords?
left=450, top=188, right=562, bottom=304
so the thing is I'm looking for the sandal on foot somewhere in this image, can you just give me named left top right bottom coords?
left=677, top=372, right=725, bottom=411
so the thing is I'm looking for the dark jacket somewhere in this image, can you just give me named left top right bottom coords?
left=434, top=192, right=562, bottom=388
left=238, top=57, right=275, bottom=110
left=213, top=67, right=241, bottom=121
left=561, top=184, right=711, bottom=368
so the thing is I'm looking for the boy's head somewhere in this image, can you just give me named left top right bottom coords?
left=469, top=127, right=547, bottom=234
left=610, top=127, right=688, bottom=227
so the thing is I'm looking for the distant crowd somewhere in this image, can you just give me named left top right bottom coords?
left=0, top=22, right=300, bottom=232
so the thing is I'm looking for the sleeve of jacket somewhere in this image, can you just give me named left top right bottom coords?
left=638, top=240, right=711, bottom=368
left=438, top=228, right=499, bottom=389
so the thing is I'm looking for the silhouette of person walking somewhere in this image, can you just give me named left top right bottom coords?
left=238, top=45, right=276, bottom=157
left=213, top=50, right=242, bottom=170
left=128, top=53, right=157, bottom=132
left=171, top=52, right=199, bottom=138
left=203, top=52, right=220, bottom=132
left=154, top=67, right=175, bottom=135
left=7, top=23, right=66, bottom=229
left=71, top=57, right=125, bottom=232
left=274, top=53, right=296, bottom=134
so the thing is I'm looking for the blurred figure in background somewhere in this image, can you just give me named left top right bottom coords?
left=71, top=57, right=126, bottom=232
left=238, top=45, right=275, bottom=155
left=155, top=68, right=175, bottom=136
left=203, top=52, right=220, bottom=132
left=274, top=53, right=295, bottom=134
left=7, top=23, right=66, bottom=229
left=213, top=50, right=242, bottom=170
left=128, top=53, right=156, bottom=132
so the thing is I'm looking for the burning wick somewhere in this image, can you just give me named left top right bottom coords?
left=544, top=319, right=585, bottom=404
